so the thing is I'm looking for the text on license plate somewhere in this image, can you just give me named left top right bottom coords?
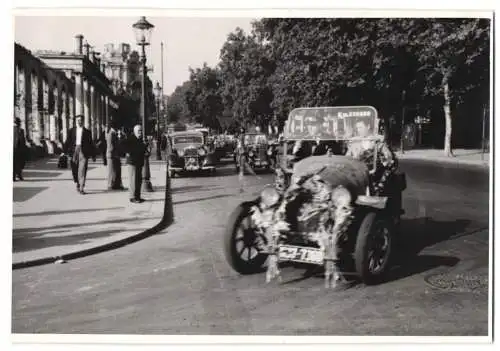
left=278, top=245, right=323, bottom=264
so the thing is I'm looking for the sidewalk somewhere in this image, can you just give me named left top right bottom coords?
left=12, top=157, right=168, bottom=268
left=396, top=149, right=490, bottom=168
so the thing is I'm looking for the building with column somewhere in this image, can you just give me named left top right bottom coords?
left=34, top=34, right=118, bottom=142
left=14, top=43, right=76, bottom=156
left=101, top=42, right=156, bottom=133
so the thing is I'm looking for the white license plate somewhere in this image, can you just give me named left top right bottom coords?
left=278, top=245, right=323, bottom=265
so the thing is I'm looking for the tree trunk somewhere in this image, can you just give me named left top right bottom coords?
left=442, top=75, right=454, bottom=157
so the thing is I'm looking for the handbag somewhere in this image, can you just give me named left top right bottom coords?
left=57, top=154, right=68, bottom=169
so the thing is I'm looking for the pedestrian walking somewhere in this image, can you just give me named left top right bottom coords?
left=64, top=115, right=96, bottom=195
left=13, top=117, right=27, bottom=181
left=125, top=125, right=149, bottom=203
left=106, top=120, right=124, bottom=190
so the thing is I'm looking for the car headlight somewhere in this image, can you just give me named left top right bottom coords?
left=198, top=148, right=206, bottom=156
left=178, top=149, right=184, bottom=157
left=267, top=149, right=273, bottom=156
left=332, top=186, right=351, bottom=207
left=249, top=151, right=254, bottom=157
left=260, top=186, right=280, bottom=208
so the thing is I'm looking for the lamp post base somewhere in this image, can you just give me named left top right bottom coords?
left=163, top=165, right=174, bottom=226
left=142, top=179, right=154, bottom=192
left=142, top=156, right=154, bottom=192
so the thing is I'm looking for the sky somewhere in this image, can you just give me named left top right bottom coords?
left=14, top=16, right=254, bottom=95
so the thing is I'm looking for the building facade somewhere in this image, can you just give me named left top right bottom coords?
left=14, top=35, right=118, bottom=156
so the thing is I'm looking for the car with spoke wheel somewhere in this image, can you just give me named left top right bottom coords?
left=224, top=106, right=406, bottom=287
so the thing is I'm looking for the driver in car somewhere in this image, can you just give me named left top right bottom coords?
left=345, top=118, right=398, bottom=195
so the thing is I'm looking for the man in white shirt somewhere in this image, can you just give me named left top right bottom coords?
left=64, top=115, right=95, bottom=194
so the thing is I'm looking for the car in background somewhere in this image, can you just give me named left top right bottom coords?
left=168, top=131, right=217, bottom=177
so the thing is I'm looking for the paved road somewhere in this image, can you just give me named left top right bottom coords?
left=12, top=159, right=490, bottom=335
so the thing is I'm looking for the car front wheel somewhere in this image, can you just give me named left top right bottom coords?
left=354, top=212, right=393, bottom=285
left=224, top=203, right=267, bottom=274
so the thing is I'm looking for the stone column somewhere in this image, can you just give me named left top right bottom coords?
left=50, top=85, right=59, bottom=142
left=95, top=91, right=101, bottom=137
left=14, top=63, right=17, bottom=108
left=42, top=80, right=50, bottom=140
left=74, top=73, right=84, bottom=118
left=61, top=90, right=68, bottom=142
left=101, top=95, right=106, bottom=128
left=68, top=93, right=75, bottom=128
left=90, top=84, right=96, bottom=140
left=84, top=78, right=91, bottom=129
left=30, top=72, right=42, bottom=145
left=18, top=65, right=28, bottom=135
left=105, top=95, right=110, bottom=127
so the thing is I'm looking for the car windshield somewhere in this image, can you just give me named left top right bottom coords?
left=284, top=106, right=379, bottom=141
left=173, top=135, right=203, bottom=144
left=244, top=134, right=267, bottom=144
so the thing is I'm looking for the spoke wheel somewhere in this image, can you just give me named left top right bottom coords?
left=224, top=202, right=268, bottom=274
left=355, top=212, right=393, bottom=285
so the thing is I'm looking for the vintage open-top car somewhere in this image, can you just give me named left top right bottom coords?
left=168, top=130, right=217, bottom=177
left=235, top=133, right=278, bottom=173
left=224, top=106, right=406, bottom=287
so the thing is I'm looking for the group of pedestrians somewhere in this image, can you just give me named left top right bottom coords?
left=63, top=115, right=150, bottom=203
left=12, top=115, right=151, bottom=204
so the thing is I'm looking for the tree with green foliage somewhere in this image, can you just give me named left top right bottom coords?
left=184, top=63, right=224, bottom=131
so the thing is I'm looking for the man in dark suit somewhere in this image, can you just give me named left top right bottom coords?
left=64, top=115, right=95, bottom=194
left=106, top=120, right=124, bottom=190
left=13, top=117, right=27, bottom=181
left=125, top=125, right=148, bottom=203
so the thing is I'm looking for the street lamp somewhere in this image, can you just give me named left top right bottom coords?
left=154, top=81, right=163, bottom=160
left=400, top=89, right=406, bottom=154
left=132, top=16, right=154, bottom=192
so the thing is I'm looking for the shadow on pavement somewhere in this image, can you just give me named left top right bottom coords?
left=384, top=254, right=460, bottom=283
left=22, top=170, right=64, bottom=178
left=13, top=187, right=49, bottom=202
left=13, top=206, right=125, bottom=218
left=12, top=216, right=160, bottom=238
left=399, top=217, right=479, bottom=256
left=18, top=177, right=108, bottom=183
left=146, top=194, right=233, bottom=205
left=12, top=228, right=140, bottom=253
left=155, top=185, right=225, bottom=194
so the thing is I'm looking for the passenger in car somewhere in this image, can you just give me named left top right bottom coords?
left=345, top=119, right=398, bottom=195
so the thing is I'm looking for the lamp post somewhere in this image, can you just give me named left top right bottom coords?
left=400, top=89, right=406, bottom=154
left=154, top=82, right=163, bottom=160
left=132, top=16, right=154, bottom=192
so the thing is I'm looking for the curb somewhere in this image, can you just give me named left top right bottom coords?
left=397, top=155, right=490, bottom=169
left=12, top=217, right=174, bottom=270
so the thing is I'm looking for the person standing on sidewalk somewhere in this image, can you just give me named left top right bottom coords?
left=106, top=120, right=124, bottom=190
left=96, top=126, right=107, bottom=166
left=64, top=115, right=95, bottom=195
left=13, top=117, right=27, bottom=181
left=125, top=125, right=148, bottom=203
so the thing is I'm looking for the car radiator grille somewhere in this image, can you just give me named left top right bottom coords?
left=183, top=148, right=198, bottom=157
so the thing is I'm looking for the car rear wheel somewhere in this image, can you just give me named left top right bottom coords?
left=354, top=212, right=393, bottom=285
left=224, top=203, right=267, bottom=274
